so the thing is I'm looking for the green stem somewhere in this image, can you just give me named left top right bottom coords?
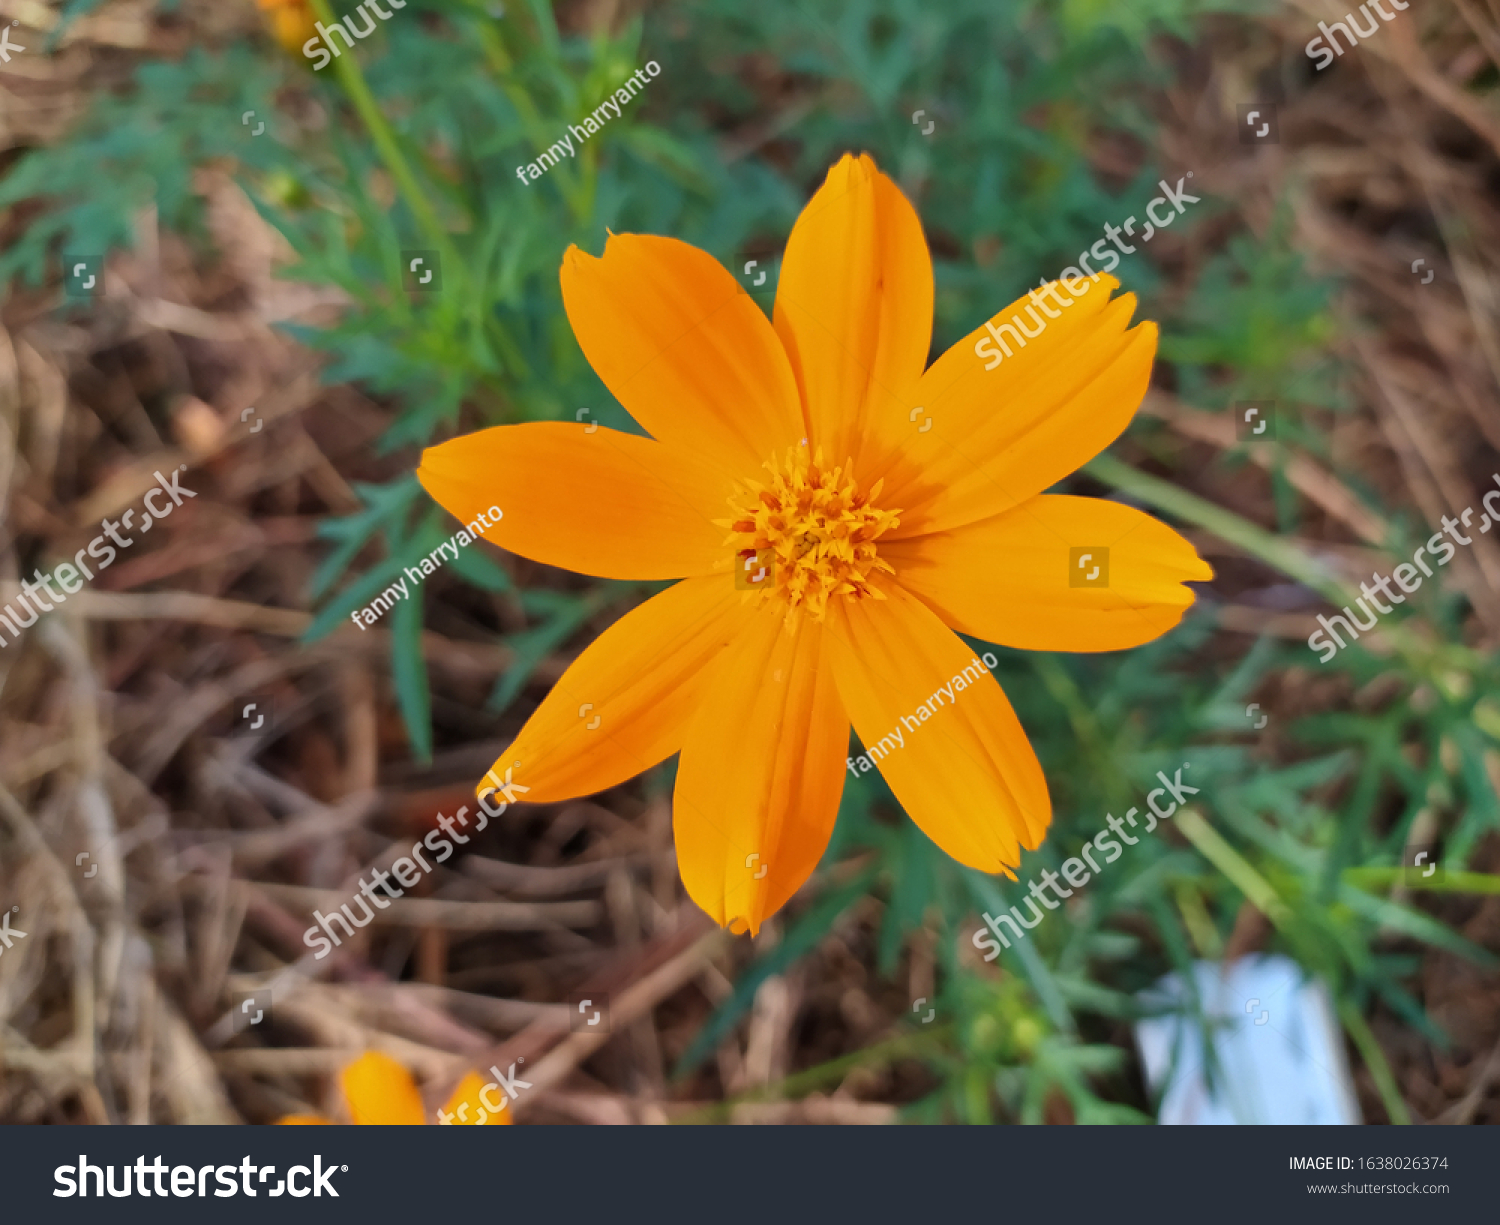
left=1031, top=654, right=1111, bottom=771
left=1343, top=867, right=1500, bottom=895
left=1085, top=452, right=1347, bottom=606
left=1337, top=998, right=1412, bottom=1125
left=474, top=21, right=591, bottom=222
left=307, top=0, right=450, bottom=255
left=671, top=1028, right=945, bottom=1124
left=1084, top=452, right=1479, bottom=679
left=1173, top=807, right=1293, bottom=927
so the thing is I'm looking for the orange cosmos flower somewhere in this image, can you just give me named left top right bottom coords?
left=278, top=1051, right=513, bottom=1125
left=418, top=153, right=1212, bottom=936
left=257, top=0, right=317, bottom=59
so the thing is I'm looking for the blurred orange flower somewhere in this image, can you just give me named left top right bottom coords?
left=418, top=152, right=1212, bottom=937
left=257, top=0, right=317, bottom=59
left=278, top=1051, right=513, bottom=1125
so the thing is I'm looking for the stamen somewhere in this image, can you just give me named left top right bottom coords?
left=726, top=446, right=901, bottom=621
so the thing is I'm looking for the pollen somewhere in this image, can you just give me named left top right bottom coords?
left=720, top=446, right=901, bottom=620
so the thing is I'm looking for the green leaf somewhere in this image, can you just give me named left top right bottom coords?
left=302, top=553, right=410, bottom=643
left=308, top=477, right=424, bottom=602
left=389, top=584, right=433, bottom=763
left=446, top=543, right=514, bottom=594
left=1338, top=884, right=1499, bottom=969
left=487, top=590, right=609, bottom=716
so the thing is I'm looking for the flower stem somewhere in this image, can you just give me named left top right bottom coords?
left=1173, top=806, right=1293, bottom=927
left=1085, top=452, right=1346, bottom=605
left=1084, top=451, right=1481, bottom=680
left=306, top=0, right=450, bottom=256
left=1343, top=867, right=1500, bottom=895
left=1338, top=997, right=1412, bottom=1125
left=669, top=1027, right=946, bottom=1124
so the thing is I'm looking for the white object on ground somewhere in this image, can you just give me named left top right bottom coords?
left=1134, top=954, right=1361, bottom=1125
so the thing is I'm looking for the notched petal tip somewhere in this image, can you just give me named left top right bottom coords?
left=822, top=149, right=881, bottom=192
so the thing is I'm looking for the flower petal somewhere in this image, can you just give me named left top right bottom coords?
left=884, top=495, right=1213, bottom=651
left=872, top=277, right=1156, bottom=537
left=560, top=235, right=804, bottom=477
left=825, top=582, right=1049, bottom=871
left=418, top=422, right=729, bottom=580
left=674, top=607, right=847, bottom=935
left=339, top=1051, right=426, bottom=1126
left=441, top=1070, right=514, bottom=1125
left=773, top=153, right=934, bottom=471
left=484, top=576, right=755, bottom=804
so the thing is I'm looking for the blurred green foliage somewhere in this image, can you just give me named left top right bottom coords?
left=4, top=0, right=1496, bottom=1123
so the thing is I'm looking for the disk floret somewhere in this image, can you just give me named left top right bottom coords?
left=722, top=446, right=901, bottom=619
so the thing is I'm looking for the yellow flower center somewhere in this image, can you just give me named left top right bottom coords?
left=723, top=446, right=901, bottom=620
